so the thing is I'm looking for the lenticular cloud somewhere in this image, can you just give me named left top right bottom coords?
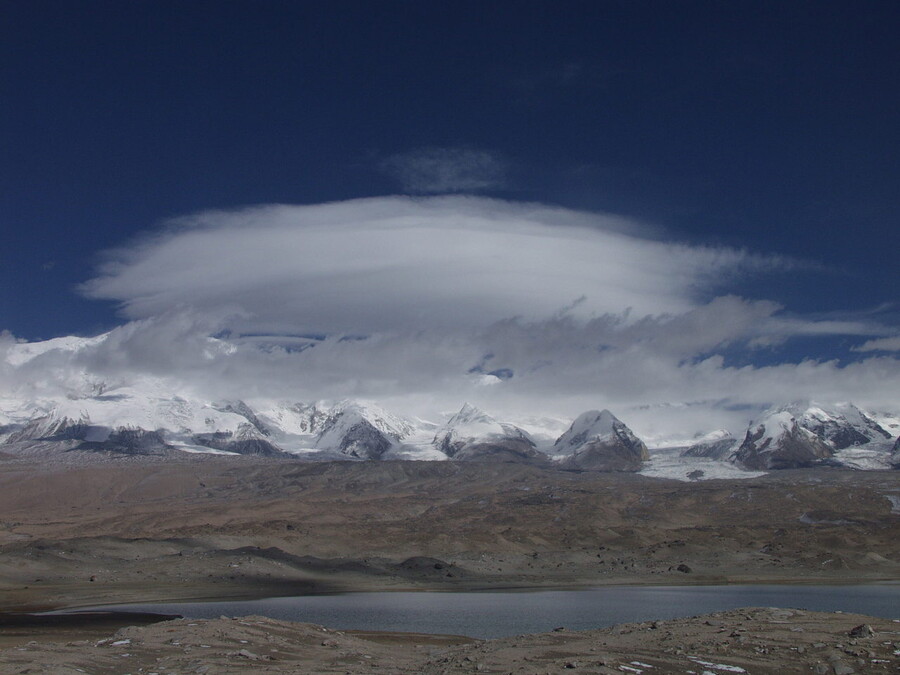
left=80, top=196, right=786, bottom=336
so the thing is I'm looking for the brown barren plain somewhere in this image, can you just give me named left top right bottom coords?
left=1, top=452, right=898, bottom=672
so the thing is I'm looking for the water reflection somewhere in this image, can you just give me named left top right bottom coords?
left=69, top=584, right=900, bottom=639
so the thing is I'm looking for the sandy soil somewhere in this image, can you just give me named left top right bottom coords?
left=0, top=453, right=898, bottom=671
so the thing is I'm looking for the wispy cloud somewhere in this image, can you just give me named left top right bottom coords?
left=379, top=147, right=508, bottom=193
left=852, top=335, right=900, bottom=352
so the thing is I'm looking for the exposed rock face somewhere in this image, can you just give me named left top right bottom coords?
left=74, top=427, right=170, bottom=455
left=733, top=409, right=834, bottom=470
left=433, top=404, right=543, bottom=464
left=451, top=439, right=548, bottom=465
left=553, top=410, right=649, bottom=472
left=891, top=436, right=900, bottom=469
left=682, top=430, right=737, bottom=460
left=194, top=423, right=284, bottom=456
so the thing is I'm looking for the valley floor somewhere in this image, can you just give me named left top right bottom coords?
left=0, top=454, right=898, bottom=672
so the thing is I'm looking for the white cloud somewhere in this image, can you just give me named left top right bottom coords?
left=379, top=148, right=507, bottom=193
left=852, top=335, right=900, bottom=352
left=79, top=196, right=790, bottom=336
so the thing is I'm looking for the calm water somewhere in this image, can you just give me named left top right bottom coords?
left=66, top=585, right=900, bottom=638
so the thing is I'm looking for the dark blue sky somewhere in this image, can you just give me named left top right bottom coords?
left=3, top=0, right=898, bottom=340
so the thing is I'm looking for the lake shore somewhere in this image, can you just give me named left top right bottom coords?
left=2, top=606, right=898, bottom=674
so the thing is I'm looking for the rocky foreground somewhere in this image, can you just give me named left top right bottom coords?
left=1, top=608, right=899, bottom=674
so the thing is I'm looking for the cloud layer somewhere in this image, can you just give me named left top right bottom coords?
left=81, top=196, right=795, bottom=335
left=3, top=197, right=898, bottom=441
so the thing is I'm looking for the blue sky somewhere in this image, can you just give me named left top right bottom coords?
left=1, top=1, right=899, bottom=432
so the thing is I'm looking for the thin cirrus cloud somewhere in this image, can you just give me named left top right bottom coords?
left=379, top=147, right=508, bottom=193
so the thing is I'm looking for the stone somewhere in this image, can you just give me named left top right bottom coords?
left=848, top=624, right=873, bottom=638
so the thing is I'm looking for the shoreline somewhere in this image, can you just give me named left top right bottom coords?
left=2, top=605, right=898, bottom=673
left=4, top=574, right=898, bottom=622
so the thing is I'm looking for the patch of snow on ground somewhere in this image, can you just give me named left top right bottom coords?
left=640, top=446, right=765, bottom=482
left=885, top=495, right=900, bottom=514
left=688, top=658, right=746, bottom=673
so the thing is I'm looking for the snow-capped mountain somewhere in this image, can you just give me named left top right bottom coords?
left=733, top=410, right=832, bottom=470
left=431, top=403, right=545, bottom=464
left=733, top=401, right=895, bottom=471
left=681, top=429, right=737, bottom=460
left=2, top=334, right=898, bottom=475
left=790, top=401, right=891, bottom=449
left=315, top=401, right=414, bottom=460
left=552, top=410, right=649, bottom=472
left=193, top=423, right=284, bottom=456
left=4, top=412, right=171, bottom=455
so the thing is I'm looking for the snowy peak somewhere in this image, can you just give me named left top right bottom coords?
left=5, top=410, right=170, bottom=456
left=315, top=402, right=413, bottom=460
left=330, top=400, right=415, bottom=440
left=554, top=410, right=632, bottom=454
left=433, top=404, right=531, bottom=456
left=6, top=413, right=90, bottom=445
left=553, top=410, right=649, bottom=472
left=732, top=400, right=896, bottom=471
left=193, top=423, right=284, bottom=456
left=4, top=333, right=109, bottom=366
left=786, top=401, right=890, bottom=449
left=733, top=407, right=834, bottom=470
left=445, top=402, right=496, bottom=428
left=432, top=404, right=540, bottom=463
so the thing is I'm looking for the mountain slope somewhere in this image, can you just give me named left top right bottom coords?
left=733, top=408, right=834, bottom=470
left=315, top=401, right=414, bottom=460
left=791, top=402, right=890, bottom=449
left=552, top=410, right=649, bottom=472
left=432, top=404, right=544, bottom=464
left=733, top=401, right=897, bottom=471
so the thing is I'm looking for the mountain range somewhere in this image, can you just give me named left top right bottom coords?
left=2, top=336, right=898, bottom=475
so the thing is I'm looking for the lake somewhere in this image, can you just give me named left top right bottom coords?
left=61, top=584, right=900, bottom=639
